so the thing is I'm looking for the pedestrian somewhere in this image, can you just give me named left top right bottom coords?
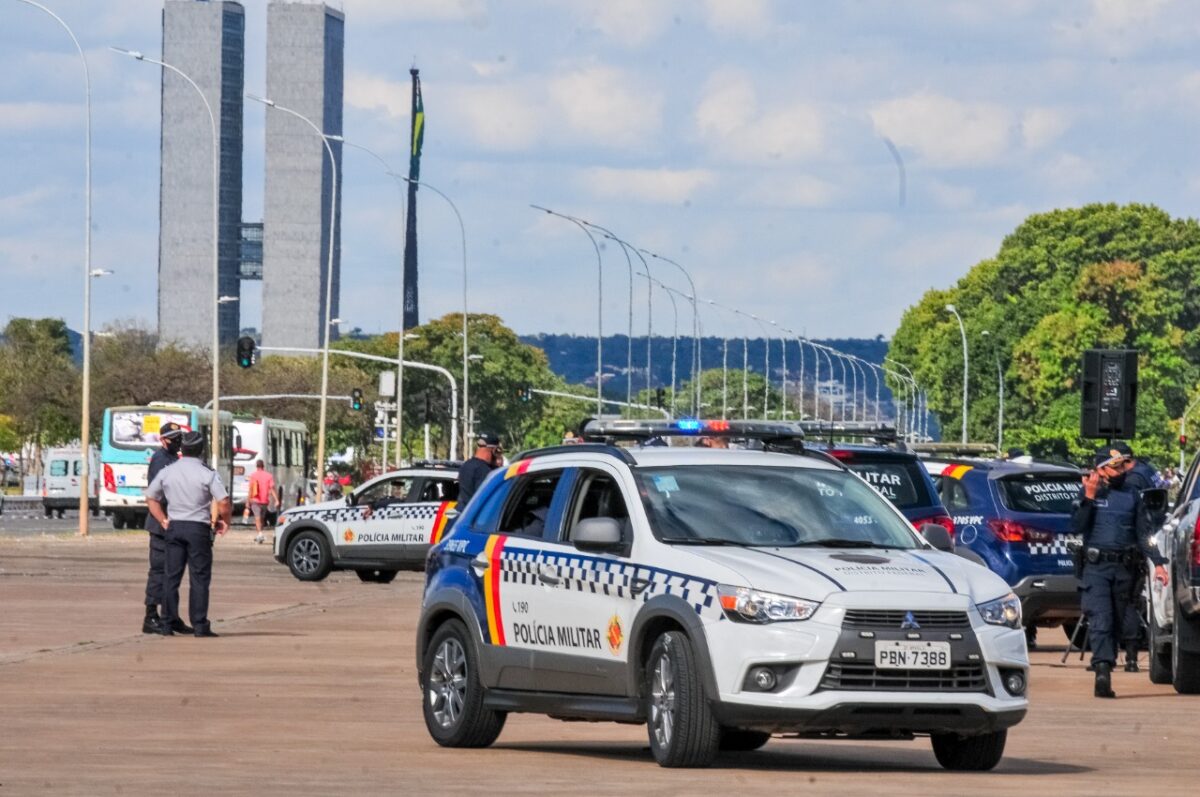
left=141, top=422, right=182, bottom=634
left=457, top=433, right=501, bottom=507
left=244, top=459, right=276, bottom=545
left=144, top=430, right=232, bottom=638
left=1071, top=446, right=1169, bottom=697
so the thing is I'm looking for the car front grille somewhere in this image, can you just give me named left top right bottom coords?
left=842, top=609, right=970, bottom=629
left=819, top=662, right=988, bottom=692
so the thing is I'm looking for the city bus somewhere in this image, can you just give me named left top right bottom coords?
left=232, top=416, right=311, bottom=515
left=99, top=402, right=234, bottom=529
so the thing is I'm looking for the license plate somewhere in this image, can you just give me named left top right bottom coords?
left=875, top=640, right=951, bottom=670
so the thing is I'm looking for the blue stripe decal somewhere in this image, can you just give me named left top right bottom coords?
left=746, top=547, right=846, bottom=592
left=906, top=551, right=957, bottom=594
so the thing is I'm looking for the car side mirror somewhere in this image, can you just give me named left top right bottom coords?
left=921, top=523, right=954, bottom=552
left=344, top=495, right=353, bottom=506
left=573, top=517, right=623, bottom=553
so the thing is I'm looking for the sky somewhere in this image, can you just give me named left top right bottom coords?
left=3, top=0, right=1200, bottom=341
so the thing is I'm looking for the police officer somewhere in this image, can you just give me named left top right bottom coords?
left=457, top=433, right=502, bottom=507
left=1071, top=447, right=1169, bottom=697
left=142, top=423, right=182, bottom=634
left=144, top=431, right=232, bottom=638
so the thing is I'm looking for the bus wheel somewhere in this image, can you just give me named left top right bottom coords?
left=111, top=514, right=125, bottom=530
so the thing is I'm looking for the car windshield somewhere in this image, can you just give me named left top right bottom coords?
left=839, top=455, right=933, bottom=510
left=998, top=474, right=1081, bottom=514
left=634, top=465, right=920, bottom=548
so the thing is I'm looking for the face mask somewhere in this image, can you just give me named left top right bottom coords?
left=1107, top=472, right=1126, bottom=490
left=165, top=438, right=181, bottom=456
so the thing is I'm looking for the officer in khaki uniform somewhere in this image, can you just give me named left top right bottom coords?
left=145, top=431, right=232, bottom=638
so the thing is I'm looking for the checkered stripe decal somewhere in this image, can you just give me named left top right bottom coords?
left=1028, top=533, right=1081, bottom=557
left=284, top=502, right=442, bottom=524
left=500, top=546, right=720, bottom=618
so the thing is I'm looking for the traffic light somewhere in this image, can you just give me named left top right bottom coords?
left=516, top=386, right=532, bottom=402
left=236, top=336, right=255, bottom=368
left=350, top=388, right=363, bottom=411
left=1182, top=434, right=1188, bottom=447
left=655, top=387, right=665, bottom=408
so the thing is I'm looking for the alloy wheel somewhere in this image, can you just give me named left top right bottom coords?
left=429, top=638, right=468, bottom=729
left=650, top=652, right=676, bottom=748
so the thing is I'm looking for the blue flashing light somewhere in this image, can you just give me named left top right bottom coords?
left=676, top=419, right=703, bottom=432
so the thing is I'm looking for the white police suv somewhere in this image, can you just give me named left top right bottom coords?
left=416, top=420, right=1028, bottom=769
left=274, top=463, right=459, bottom=583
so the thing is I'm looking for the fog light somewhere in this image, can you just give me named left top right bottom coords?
left=1000, top=668, right=1026, bottom=696
left=750, top=666, right=777, bottom=691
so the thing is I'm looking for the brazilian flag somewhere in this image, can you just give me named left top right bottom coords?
left=409, top=71, right=424, bottom=182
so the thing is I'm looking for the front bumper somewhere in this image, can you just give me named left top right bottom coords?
left=713, top=701, right=1026, bottom=736
left=1012, top=574, right=1080, bottom=623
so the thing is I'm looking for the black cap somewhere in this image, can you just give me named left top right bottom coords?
left=160, top=422, right=183, bottom=441
left=476, top=432, right=501, bottom=448
left=1093, top=446, right=1129, bottom=469
left=1110, top=441, right=1134, bottom=457
left=180, top=431, right=205, bottom=457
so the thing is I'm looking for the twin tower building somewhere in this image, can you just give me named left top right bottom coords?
left=159, top=0, right=343, bottom=351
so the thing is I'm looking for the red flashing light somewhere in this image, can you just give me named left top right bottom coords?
left=828, top=449, right=854, bottom=461
left=707, top=420, right=731, bottom=432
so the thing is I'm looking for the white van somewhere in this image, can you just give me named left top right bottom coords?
left=42, top=446, right=100, bottom=519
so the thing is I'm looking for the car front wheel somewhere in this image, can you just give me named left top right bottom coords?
left=645, top=630, right=720, bottom=767
left=1171, top=596, right=1200, bottom=694
left=286, top=530, right=332, bottom=581
left=931, top=730, right=1007, bottom=771
left=421, top=619, right=505, bottom=747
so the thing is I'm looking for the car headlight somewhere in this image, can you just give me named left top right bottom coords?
left=977, top=592, right=1022, bottom=628
left=717, top=585, right=819, bottom=623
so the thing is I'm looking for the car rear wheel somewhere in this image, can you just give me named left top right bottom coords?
left=931, top=730, right=1007, bottom=771
left=286, top=531, right=332, bottom=581
left=421, top=619, right=505, bottom=747
left=645, top=631, right=720, bottom=767
left=719, top=728, right=771, bottom=752
left=355, top=568, right=398, bottom=584
left=1148, top=605, right=1173, bottom=685
left=1171, top=597, right=1200, bottom=694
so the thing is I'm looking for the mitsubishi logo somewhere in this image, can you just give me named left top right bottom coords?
left=900, top=611, right=921, bottom=630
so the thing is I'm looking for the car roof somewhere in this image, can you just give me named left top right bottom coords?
left=923, top=457, right=1080, bottom=478
left=531, top=446, right=844, bottom=472
left=807, top=442, right=919, bottom=459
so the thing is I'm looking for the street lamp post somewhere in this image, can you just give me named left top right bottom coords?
left=18, top=0, right=91, bottom=535
left=981, top=330, right=1004, bottom=453
left=641, top=250, right=700, bottom=416
left=641, top=273, right=679, bottom=418
left=248, top=94, right=340, bottom=491
left=945, top=304, right=970, bottom=444
left=571, top=220, right=637, bottom=414
left=116, top=48, right=222, bottom=469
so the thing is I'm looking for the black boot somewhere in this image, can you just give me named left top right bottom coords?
left=1094, top=662, right=1116, bottom=698
left=142, top=608, right=163, bottom=635
left=1124, top=648, right=1139, bottom=673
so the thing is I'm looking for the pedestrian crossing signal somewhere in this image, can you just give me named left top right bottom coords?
left=236, top=336, right=255, bottom=368
left=351, top=388, right=363, bottom=411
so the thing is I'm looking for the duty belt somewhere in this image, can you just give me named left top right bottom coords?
left=1085, top=547, right=1136, bottom=565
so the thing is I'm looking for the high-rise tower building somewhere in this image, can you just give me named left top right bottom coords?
left=261, top=1, right=345, bottom=352
left=158, top=0, right=245, bottom=347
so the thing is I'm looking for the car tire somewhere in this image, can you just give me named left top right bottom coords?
left=1148, top=606, right=1173, bottom=685
left=1171, top=597, right=1200, bottom=694
left=286, top=530, right=332, bottom=582
left=111, top=514, right=125, bottom=530
left=355, top=568, right=398, bottom=584
left=718, top=728, right=771, bottom=752
left=930, top=730, right=1007, bottom=771
left=421, top=618, right=506, bottom=748
left=645, top=630, right=720, bottom=768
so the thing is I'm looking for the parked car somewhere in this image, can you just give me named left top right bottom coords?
left=1144, top=448, right=1200, bottom=692
left=41, top=446, right=100, bottom=518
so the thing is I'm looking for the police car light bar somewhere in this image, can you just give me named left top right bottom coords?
left=581, top=418, right=806, bottom=441
left=798, top=421, right=898, bottom=442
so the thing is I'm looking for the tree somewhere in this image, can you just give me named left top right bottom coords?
left=889, top=204, right=1200, bottom=463
left=0, top=318, right=80, bottom=480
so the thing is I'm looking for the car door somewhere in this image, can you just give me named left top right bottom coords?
left=529, top=464, right=640, bottom=696
left=469, top=466, right=569, bottom=690
left=408, top=475, right=460, bottom=546
left=336, top=474, right=418, bottom=565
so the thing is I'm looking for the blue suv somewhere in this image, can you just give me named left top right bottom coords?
left=815, top=444, right=954, bottom=535
left=925, top=458, right=1082, bottom=639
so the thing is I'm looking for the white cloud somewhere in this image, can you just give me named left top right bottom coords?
left=926, top=180, right=976, bottom=210
left=345, top=72, right=410, bottom=119
left=548, top=66, right=663, bottom=149
left=343, top=0, right=487, bottom=24
left=704, top=0, right=773, bottom=38
left=579, top=167, right=716, bottom=204
left=0, top=101, right=80, bottom=131
left=585, top=0, right=679, bottom=47
left=446, top=83, right=545, bottom=151
left=737, top=173, right=837, bottom=209
left=1039, top=153, right=1098, bottom=189
left=870, top=92, right=1012, bottom=168
left=1020, top=108, right=1071, bottom=149
left=1053, top=0, right=1179, bottom=55
left=694, top=70, right=824, bottom=163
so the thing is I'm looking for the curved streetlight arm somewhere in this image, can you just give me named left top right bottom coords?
left=638, top=271, right=680, bottom=418
left=22, top=1, right=91, bottom=535
left=568, top=218, right=636, bottom=412
left=640, top=249, right=700, bottom=416
left=945, top=305, right=970, bottom=444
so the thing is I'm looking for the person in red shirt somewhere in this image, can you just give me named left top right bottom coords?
left=245, top=460, right=276, bottom=544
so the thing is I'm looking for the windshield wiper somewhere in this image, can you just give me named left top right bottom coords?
left=790, top=539, right=888, bottom=548
left=659, top=537, right=736, bottom=545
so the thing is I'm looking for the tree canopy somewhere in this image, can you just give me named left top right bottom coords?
left=888, top=203, right=1200, bottom=463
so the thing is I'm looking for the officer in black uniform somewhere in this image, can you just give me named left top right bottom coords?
left=144, top=431, right=232, bottom=638
left=142, top=423, right=182, bottom=634
left=1071, top=447, right=1169, bottom=697
left=456, top=433, right=502, bottom=507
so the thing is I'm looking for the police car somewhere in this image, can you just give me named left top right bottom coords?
left=273, top=463, right=459, bottom=583
left=416, top=420, right=1028, bottom=769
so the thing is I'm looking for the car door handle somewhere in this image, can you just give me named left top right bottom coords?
left=471, top=555, right=490, bottom=576
left=630, top=577, right=651, bottom=596
left=537, top=564, right=560, bottom=585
